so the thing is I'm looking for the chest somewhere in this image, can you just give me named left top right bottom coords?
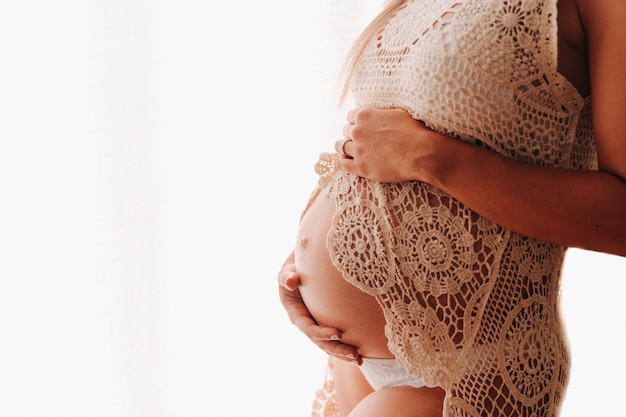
left=351, top=0, right=587, bottom=166
left=355, top=0, right=560, bottom=89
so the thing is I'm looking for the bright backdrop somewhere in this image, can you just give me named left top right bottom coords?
left=0, top=1, right=623, bottom=416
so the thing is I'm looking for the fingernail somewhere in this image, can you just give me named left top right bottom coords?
left=330, top=335, right=340, bottom=341
left=346, top=354, right=356, bottom=360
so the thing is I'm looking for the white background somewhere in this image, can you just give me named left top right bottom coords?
left=0, top=1, right=624, bottom=416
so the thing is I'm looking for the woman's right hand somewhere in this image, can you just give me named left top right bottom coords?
left=278, top=262, right=362, bottom=364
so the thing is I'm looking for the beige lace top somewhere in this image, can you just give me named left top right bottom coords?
left=310, top=0, right=596, bottom=416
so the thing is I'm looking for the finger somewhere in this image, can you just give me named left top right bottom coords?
left=278, top=264, right=299, bottom=291
left=281, top=314, right=347, bottom=358
left=279, top=287, right=335, bottom=335
left=281, top=294, right=359, bottom=361
left=335, top=138, right=354, bottom=159
left=309, top=335, right=362, bottom=364
left=280, top=292, right=344, bottom=342
left=278, top=280, right=361, bottom=363
left=288, top=306, right=360, bottom=357
left=342, top=123, right=351, bottom=138
left=346, top=108, right=358, bottom=123
left=280, top=287, right=314, bottom=325
left=330, top=354, right=363, bottom=366
left=322, top=345, right=363, bottom=365
left=335, top=155, right=358, bottom=175
left=278, top=272, right=300, bottom=291
left=334, top=139, right=344, bottom=155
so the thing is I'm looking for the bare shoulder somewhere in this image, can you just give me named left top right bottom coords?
left=577, top=0, right=626, bottom=28
left=556, top=0, right=589, bottom=97
left=576, top=0, right=626, bottom=66
left=556, top=0, right=586, bottom=50
left=576, top=0, right=626, bottom=179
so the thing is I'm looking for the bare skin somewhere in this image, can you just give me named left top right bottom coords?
left=294, top=189, right=391, bottom=359
left=279, top=0, right=626, bottom=415
left=281, top=163, right=449, bottom=416
left=331, top=358, right=446, bottom=417
left=336, top=0, right=626, bottom=256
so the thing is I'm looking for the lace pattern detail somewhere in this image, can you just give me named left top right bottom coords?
left=310, top=0, right=596, bottom=415
left=315, top=152, right=341, bottom=189
left=311, top=358, right=338, bottom=417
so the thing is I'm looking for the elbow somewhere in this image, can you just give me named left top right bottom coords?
left=608, top=181, right=626, bottom=257
left=584, top=171, right=626, bottom=257
left=580, top=205, right=626, bottom=258
left=585, top=222, right=626, bottom=258
left=607, top=220, right=626, bottom=258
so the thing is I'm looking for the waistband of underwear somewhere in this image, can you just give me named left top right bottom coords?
left=359, top=357, right=438, bottom=390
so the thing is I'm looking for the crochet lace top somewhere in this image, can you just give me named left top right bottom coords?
left=310, top=0, right=596, bottom=416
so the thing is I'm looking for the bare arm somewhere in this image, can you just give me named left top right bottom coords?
left=337, top=0, right=626, bottom=257
left=421, top=134, right=626, bottom=256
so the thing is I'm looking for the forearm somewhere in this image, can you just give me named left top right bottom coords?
left=419, top=132, right=626, bottom=256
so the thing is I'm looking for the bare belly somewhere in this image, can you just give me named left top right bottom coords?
left=295, top=190, right=393, bottom=358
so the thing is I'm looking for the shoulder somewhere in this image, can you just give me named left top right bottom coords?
left=558, top=0, right=626, bottom=51
left=577, top=0, right=626, bottom=27
left=556, top=0, right=586, bottom=51
left=556, top=0, right=589, bottom=97
left=577, top=0, right=626, bottom=52
left=577, top=0, right=626, bottom=180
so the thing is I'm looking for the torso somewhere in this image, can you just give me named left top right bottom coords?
left=295, top=0, right=590, bottom=361
left=296, top=190, right=393, bottom=358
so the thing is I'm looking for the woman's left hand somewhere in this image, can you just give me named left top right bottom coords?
left=278, top=262, right=362, bottom=363
left=335, top=107, right=433, bottom=183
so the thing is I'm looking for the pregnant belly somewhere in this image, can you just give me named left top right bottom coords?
left=295, top=190, right=392, bottom=358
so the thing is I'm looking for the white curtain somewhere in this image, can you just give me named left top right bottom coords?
left=0, top=1, right=623, bottom=416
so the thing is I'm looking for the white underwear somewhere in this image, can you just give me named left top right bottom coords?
left=359, top=358, right=438, bottom=390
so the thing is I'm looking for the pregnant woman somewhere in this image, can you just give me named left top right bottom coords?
left=279, top=0, right=626, bottom=416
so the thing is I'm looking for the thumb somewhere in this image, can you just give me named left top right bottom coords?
left=279, top=269, right=300, bottom=291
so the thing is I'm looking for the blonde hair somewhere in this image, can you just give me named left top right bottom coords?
left=339, top=0, right=407, bottom=104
